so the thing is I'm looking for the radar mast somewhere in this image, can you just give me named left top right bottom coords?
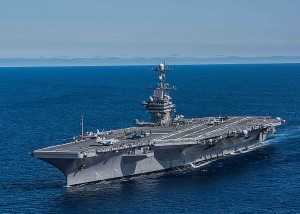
left=141, top=62, right=176, bottom=125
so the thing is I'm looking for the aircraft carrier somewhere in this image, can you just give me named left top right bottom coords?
left=32, top=63, right=285, bottom=186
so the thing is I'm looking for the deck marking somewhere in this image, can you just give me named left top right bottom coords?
left=196, top=117, right=250, bottom=139
left=179, top=117, right=237, bottom=139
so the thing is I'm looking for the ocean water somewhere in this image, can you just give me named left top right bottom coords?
left=0, top=64, right=299, bottom=213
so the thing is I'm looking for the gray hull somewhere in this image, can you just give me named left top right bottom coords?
left=36, top=127, right=270, bottom=186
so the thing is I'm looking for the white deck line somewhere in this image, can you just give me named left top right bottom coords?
left=154, top=122, right=208, bottom=140
left=179, top=117, right=238, bottom=139
left=158, top=117, right=239, bottom=140
left=196, top=117, right=250, bottom=139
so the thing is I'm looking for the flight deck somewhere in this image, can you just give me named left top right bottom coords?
left=35, top=116, right=281, bottom=155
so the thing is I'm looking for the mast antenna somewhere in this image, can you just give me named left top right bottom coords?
left=81, top=116, right=84, bottom=137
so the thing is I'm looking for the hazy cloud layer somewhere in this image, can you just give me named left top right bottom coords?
left=1, top=0, right=299, bottom=59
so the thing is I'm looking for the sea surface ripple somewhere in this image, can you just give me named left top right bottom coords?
left=0, top=64, right=299, bottom=213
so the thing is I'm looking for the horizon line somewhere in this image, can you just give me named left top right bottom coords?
left=1, top=55, right=300, bottom=67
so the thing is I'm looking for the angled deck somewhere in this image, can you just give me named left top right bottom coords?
left=34, top=116, right=282, bottom=155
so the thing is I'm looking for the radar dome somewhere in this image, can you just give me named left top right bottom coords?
left=159, top=63, right=165, bottom=71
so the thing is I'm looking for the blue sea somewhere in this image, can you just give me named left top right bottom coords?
left=0, top=64, right=299, bottom=213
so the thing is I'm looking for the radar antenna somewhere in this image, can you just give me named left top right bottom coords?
left=142, top=62, right=176, bottom=125
left=81, top=116, right=84, bottom=137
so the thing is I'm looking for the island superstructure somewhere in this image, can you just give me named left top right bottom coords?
left=141, top=63, right=175, bottom=125
left=32, top=63, right=285, bottom=186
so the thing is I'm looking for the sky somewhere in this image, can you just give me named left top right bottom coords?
left=0, top=0, right=300, bottom=59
